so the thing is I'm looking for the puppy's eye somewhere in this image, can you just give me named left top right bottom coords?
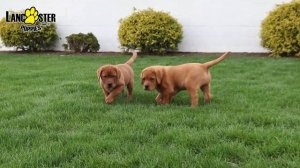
left=150, top=78, right=155, bottom=81
left=102, top=75, right=107, bottom=78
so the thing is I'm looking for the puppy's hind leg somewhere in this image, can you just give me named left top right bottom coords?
left=126, top=81, right=133, bottom=100
left=201, top=83, right=211, bottom=103
left=187, top=88, right=199, bottom=107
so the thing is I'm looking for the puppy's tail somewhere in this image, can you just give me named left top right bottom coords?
left=125, top=51, right=138, bottom=66
left=203, top=52, right=230, bottom=68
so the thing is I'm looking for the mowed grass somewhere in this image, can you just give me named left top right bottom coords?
left=0, top=53, right=299, bottom=168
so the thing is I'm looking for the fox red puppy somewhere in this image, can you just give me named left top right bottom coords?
left=141, top=52, right=229, bottom=107
left=97, top=52, right=137, bottom=104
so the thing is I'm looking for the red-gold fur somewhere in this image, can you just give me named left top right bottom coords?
left=141, top=52, right=229, bottom=107
left=97, top=52, right=137, bottom=104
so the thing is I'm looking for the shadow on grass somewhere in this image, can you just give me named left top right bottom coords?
left=94, top=89, right=217, bottom=108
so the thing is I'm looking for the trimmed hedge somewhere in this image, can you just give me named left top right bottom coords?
left=0, top=18, right=58, bottom=51
left=118, top=8, right=183, bottom=54
left=261, top=1, right=300, bottom=57
left=63, top=33, right=100, bottom=52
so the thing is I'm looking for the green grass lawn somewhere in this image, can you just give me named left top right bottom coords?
left=0, top=53, right=299, bottom=167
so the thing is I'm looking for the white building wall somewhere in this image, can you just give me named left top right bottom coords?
left=0, top=0, right=291, bottom=52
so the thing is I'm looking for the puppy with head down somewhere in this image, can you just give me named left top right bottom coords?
left=97, top=52, right=137, bottom=104
left=141, top=52, right=229, bottom=107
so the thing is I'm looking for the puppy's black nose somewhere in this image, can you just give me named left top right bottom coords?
left=144, top=85, right=149, bottom=90
left=108, top=83, right=112, bottom=87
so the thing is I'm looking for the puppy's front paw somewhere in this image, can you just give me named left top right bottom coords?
left=155, top=97, right=162, bottom=104
left=105, top=97, right=114, bottom=104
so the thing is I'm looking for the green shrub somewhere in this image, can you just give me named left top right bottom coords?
left=260, top=1, right=300, bottom=57
left=118, top=8, right=183, bottom=54
left=0, top=18, right=58, bottom=51
left=0, top=18, right=24, bottom=50
left=63, top=33, right=100, bottom=52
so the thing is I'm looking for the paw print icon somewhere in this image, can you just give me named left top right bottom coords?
left=25, top=7, right=39, bottom=24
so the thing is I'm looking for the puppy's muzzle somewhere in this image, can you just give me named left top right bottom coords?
left=107, top=83, right=113, bottom=88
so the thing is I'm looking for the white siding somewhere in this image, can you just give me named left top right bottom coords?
left=0, top=0, right=291, bottom=52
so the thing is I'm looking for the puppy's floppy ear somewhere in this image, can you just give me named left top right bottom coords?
left=96, top=67, right=102, bottom=80
left=140, top=70, right=145, bottom=84
left=140, top=70, right=144, bottom=79
left=155, top=68, right=164, bottom=85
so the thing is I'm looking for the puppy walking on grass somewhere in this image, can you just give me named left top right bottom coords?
left=141, top=52, right=230, bottom=107
left=97, top=51, right=137, bottom=104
